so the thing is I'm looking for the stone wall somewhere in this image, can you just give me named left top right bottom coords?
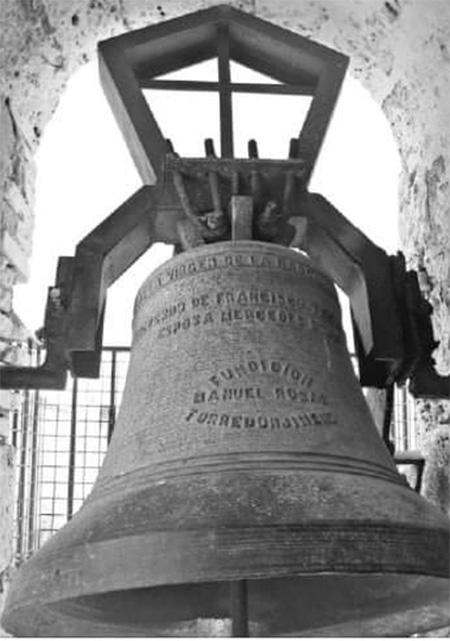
left=0, top=388, right=14, bottom=637
left=0, top=0, right=449, bottom=629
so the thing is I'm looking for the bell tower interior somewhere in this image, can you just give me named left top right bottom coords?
left=0, top=1, right=449, bottom=637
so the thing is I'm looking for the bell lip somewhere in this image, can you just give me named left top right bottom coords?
left=4, top=521, right=449, bottom=616
left=3, top=571, right=450, bottom=638
left=283, top=601, right=450, bottom=638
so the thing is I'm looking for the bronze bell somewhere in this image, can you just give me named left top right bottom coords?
left=2, top=241, right=449, bottom=636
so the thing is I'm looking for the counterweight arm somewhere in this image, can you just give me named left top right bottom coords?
left=0, top=186, right=167, bottom=387
left=290, top=192, right=449, bottom=398
left=1, top=168, right=448, bottom=399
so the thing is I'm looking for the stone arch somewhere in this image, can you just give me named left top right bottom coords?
left=14, top=51, right=402, bottom=348
left=1, top=0, right=448, bottom=375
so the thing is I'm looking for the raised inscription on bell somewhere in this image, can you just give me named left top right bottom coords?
left=95, top=240, right=393, bottom=480
left=184, top=409, right=337, bottom=429
left=135, top=287, right=343, bottom=344
left=207, top=358, right=315, bottom=387
left=134, top=246, right=335, bottom=303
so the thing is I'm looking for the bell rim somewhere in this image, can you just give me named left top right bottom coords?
left=4, top=520, right=449, bottom=612
left=3, top=567, right=449, bottom=637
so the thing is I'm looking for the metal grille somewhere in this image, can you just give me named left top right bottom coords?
left=393, top=384, right=417, bottom=451
left=9, top=347, right=129, bottom=566
left=9, top=348, right=416, bottom=567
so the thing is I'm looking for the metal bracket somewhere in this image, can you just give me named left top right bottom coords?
left=1, top=187, right=164, bottom=388
left=0, top=258, right=73, bottom=389
left=290, top=192, right=403, bottom=366
left=394, top=451, right=425, bottom=494
left=1, top=160, right=448, bottom=398
left=289, top=192, right=449, bottom=398
left=165, top=149, right=305, bottom=246
left=98, top=4, right=349, bottom=184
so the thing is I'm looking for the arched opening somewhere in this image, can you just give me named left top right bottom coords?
left=10, top=58, right=414, bottom=563
left=2, top=7, right=448, bottom=638
left=14, top=58, right=401, bottom=347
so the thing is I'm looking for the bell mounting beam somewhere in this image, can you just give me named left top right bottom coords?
left=98, top=3, right=348, bottom=185
left=289, top=192, right=449, bottom=396
left=217, top=23, right=234, bottom=158
left=1, top=154, right=449, bottom=398
left=140, top=79, right=315, bottom=95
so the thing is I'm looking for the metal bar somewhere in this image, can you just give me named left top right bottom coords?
left=27, top=389, right=40, bottom=555
left=11, top=406, right=19, bottom=449
left=67, top=377, right=78, bottom=521
left=15, top=389, right=30, bottom=562
left=403, top=407, right=409, bottom=448
left=217, top=25, right=234, bottom=157
left=98, top=42, right=168, bottom=184
left=141, top=78, right=314, bottom=95
left=402, top=394, right=408, bottom=450
left=167, top=156, right=305, bottom=176
left=382, top=384, right=395, bottom=455
left=208, top=170, right=222, bottom=212
left=415, top=458, right=425, bottom=493
left=297, top=60, right=349, bottom=186
left=172, top=171, right=200, bottom=227
left=248, top=139, right=258, bottom=158
left=204, top=138, right=216, bottom=157
left=103, top=346, right=131, bottom=352
left=223, top=82, right=315, bottom=95
left=230, top=580, right=249, bottom=637
left=231, top=196, right=253, bottom=240
left=298, top=193, right=404, bottom=367
left=142, top=79, right=217, bottom=91
left=108, top=350, right=117, bottom=444
left=0, top=261, right=72, bottom=391
left=408, top=393, right=417, bottom=449
left=68, top=187, right=158, bottom=357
